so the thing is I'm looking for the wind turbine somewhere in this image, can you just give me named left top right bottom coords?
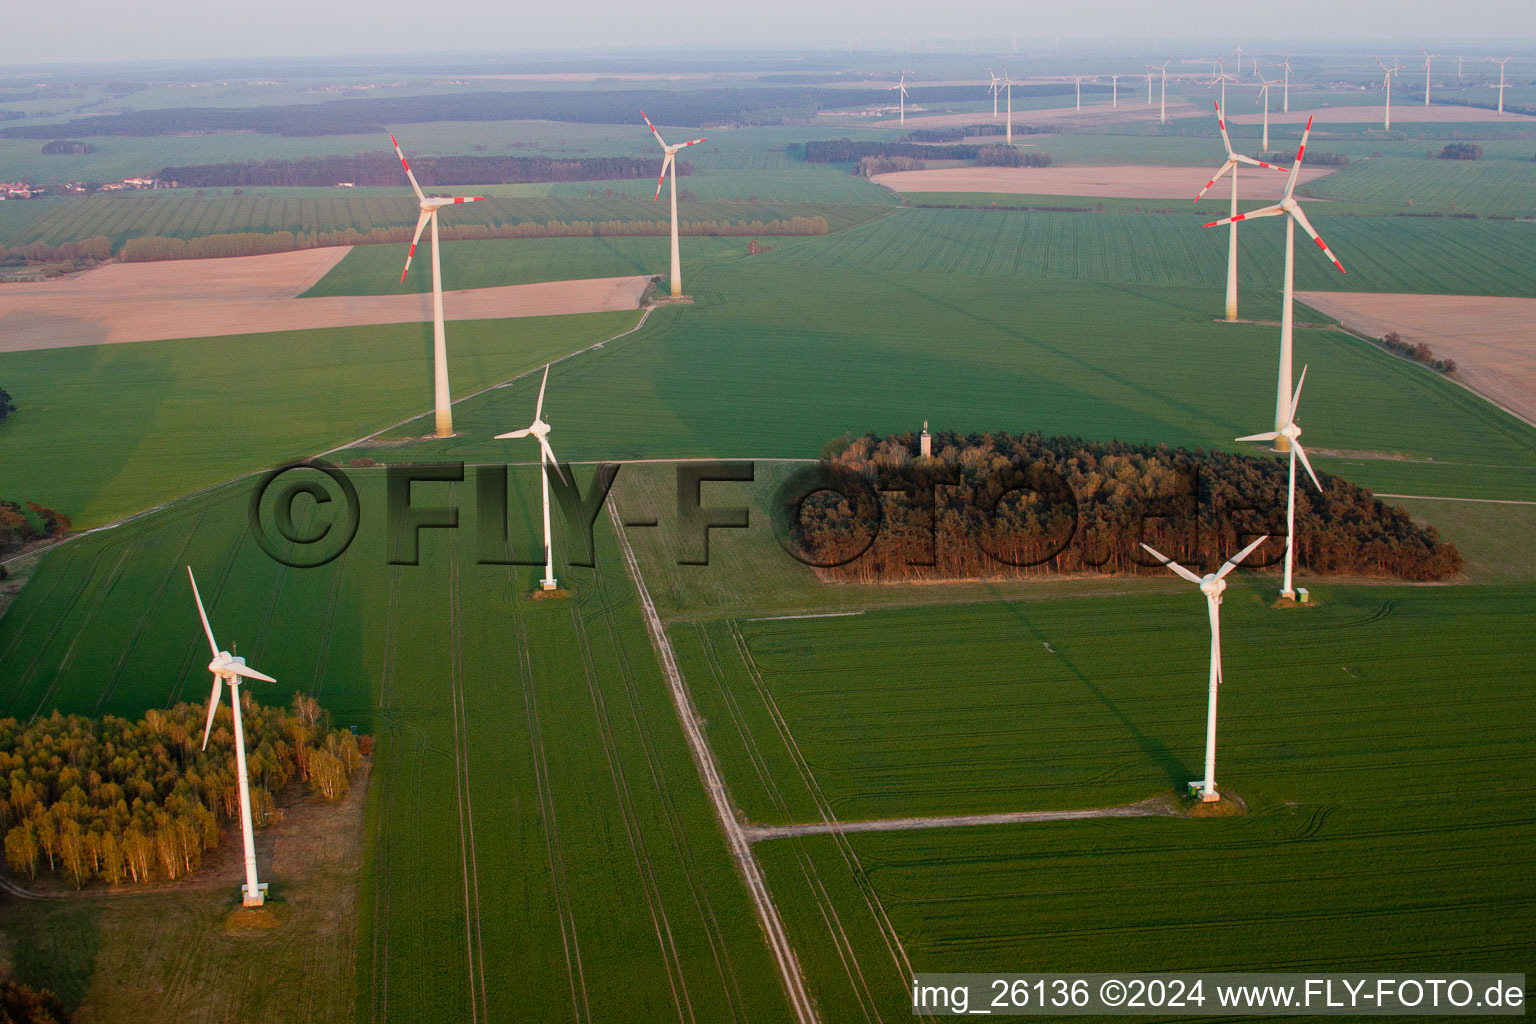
left=1075, top=75, right=1082, bottom=111
left=494, top=364, right=567, bottom=592
left=1141, top=535, right=1268, bottom=804
left=1148, top=61, right=1170, bottom=123
left=1000, top=63, right=1016, bottom=145
left=1375, top=57, right=1404, bottom=130
left=1204, top=116, right=1346, bottom=451
left=1420, top=48, right=1442, bottom=106
left=1252, top=68, right=1285, bottom=153
left=1146, top=69, right=1154, bottom=104
left=892, top=70, right=910, bottom=125
left=1209, top=65, right=1240, bottom=112
left=392, top=134, right=484, bottom=439
left=640, top=111, right=706, bottom=299
left=1195, top=101, right=1288, bottom=322
left=1488, top=57, right=1512, bottom=115
left=1236, top=366, right=1323, bottom=599
left=187, top=567, right=276, bottom=908
left=1109, top=73, right=1119, bottom=108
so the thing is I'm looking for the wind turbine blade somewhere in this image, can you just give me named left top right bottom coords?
left=1140, top=542, right=1204, bottom=585
left=1290, top=364, right=1309, bottom=422
left=1287, top=204, right=1346, bottom=274
left=1283, top=115, right=1313, bottom=198
left=678, top=137, right=708, bottom=148
left=201, top=674, right=221, bottom=751
left=495, top=426, right=534, bottom=440
left=539, top=436, right=569, bottom=485
left=1194, top=159, right=1235, bottom=203
left=534, top=363, right=549, bottom=421
left=231, top=663, right=276, bottom=683
left=401, top=209, right=431, bottom=283
left=1234, top=154, right=1288, bottom=171
left=1208, top=594, right=1223, bottom=693
left=1216, top=534, right=1270, bottom=579
left=1205, top=202, right=1284, bottom=228
left=186, top=566, right=219, bottom=658
left=448, top=196, right=485, bottom=204
left=1235, top=430, right=1281, bottom=442
left=640, top=110, right=669, bottom=149
left=390, top=134, right=426, bottom=202
left=1294, top=441, right=1324, bottom=492
left=1214, top=101, right=1236, bottom=156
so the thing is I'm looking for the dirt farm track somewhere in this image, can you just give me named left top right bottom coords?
left=0, top=247, right=650, bottom=351
left=1298, top=291, right=1536, bottom=426
left=871, top=164, right=1336, bottom=199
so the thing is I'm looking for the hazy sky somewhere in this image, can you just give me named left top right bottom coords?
left=1, top=0, right=1531, bottom=66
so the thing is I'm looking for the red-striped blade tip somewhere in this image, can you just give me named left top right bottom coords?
left=1202, top=219, right=1225, bottom=228
left=640, top=109, right=657, bottom=132
left=1305, top=114, right=1314, bottom=129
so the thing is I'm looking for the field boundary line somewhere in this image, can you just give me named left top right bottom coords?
left=1376, top=493, right=1536, bottom=506
left=608, top=500, right=820, bottom=1024
left=744, top=796, right=1179, bottom=841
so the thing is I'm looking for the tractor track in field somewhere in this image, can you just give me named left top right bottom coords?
left=446, top=519, right=490, bottom=1023
left=730, top=621, right=920, bottom=1022
left=588, top=569, right=752, bottom=1024
left=309, top=547, right=350, bottom=700
left=8, top=557, right=105, bottom=720
left=368, top=566, right=403, bottom=1024
left=28, top=541, right=137, bottom=721
left=569, top=596, right=695, bottom=1024
left=96, top=510, right=206, bottom=714
left=693, top=623, right=881, bottom=1024
left=608, top=502, right=820, bottom=1024
left=506, top=570, right=591, bottom=1022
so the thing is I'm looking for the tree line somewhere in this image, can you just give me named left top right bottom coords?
left=1, top=695, right=364, bottom=889
left=116, top=215, right=827, bottom=262
left=1, top=85, right=1019, bottom=139
left=790, top=431, right=1462, bottom=584
left=156, top=152, right=687, bottom=189
left=0, top=501, right=70, bottom=562
left=800, top=140, right=983, bottom=162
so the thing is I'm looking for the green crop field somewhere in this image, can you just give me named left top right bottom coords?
left=1300, top=155, right=1536, bottom=215
left=743, top=206, right=1536, bottom=296
left=734, top=587, right=1536, bottom=1021
left=3, top=192, right=882, bottom=251
left=0, top=471, right=797, bottom=1023
left=335, top=265, right=1536, bottom=502
left=0, top=310, right=637, bottom=527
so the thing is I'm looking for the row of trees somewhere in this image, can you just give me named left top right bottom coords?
left=790, top=431, right=1462, bottom=583
left=156, top=152, right=687, bottom=189
left=2, top=84, right=1088, bottom=139
left=0, top=237, right=112, bottom=268
left=1380, top=331, right=1457, bottom=374
left=117, top=215, right=828, bottom=262
left=0, top=501, right=69, bottom=560
left=801, top=139, right=981, bottom=162
left=976, top=146, right=1052, bottom=168
left=1, top=695, right=364, bottom=889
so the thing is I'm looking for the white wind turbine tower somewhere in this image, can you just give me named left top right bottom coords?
left=392, top=135, right=484, bottom=438
left=1488, top=57, right=1513, bottom=115
left=1204, top=116, right=1346, bottom=452
left=641, top=111, right=707, bottom=299
left=892, top=70, right=910, bottom=125
left=187, top=567, right=277, bottom=907
left=1000, top=63, right=1016, bottom=145
left=1147, top=61, right=1170, bottom=123
left=1142, top=535, right=1269, bottom=804
left=1195, top=101, right=1288, bottom=322
left=1109, top=74, right=1120, bottom=108
left=1282, top=54, right=1293, bottom=112
left=1375, top=57, right=1404, bottom=130
left=494, top=364, right=567, bottom=591
left=1253, top=68, right=1282, bottom=152
left=1146, top=69, right=1154, bottom=104
left=1420, top=48, right=1442, bottom=106
left=1236, top=366, right=1323, bottom=600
